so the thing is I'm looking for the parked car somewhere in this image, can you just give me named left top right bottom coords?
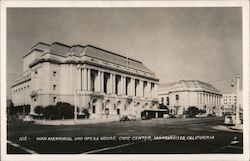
left=141, top=115, right=151, bottom=120
left=163, top=114, right=171, bottom=119
left=195, top=113, right=207, bottom=118
left=224, top=115, right=236, bottom=125
left=120, top=115, right=137, bottom=121
left=207, top=114, right=215, bottom=117
left=127, top=115, right=137, bottom=121
left=23, top=115, right=34, bottom=122
left=183, top=114, right=196, bottom=118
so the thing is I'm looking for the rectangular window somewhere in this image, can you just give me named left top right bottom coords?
left=53, top=71, right=57, bottom=77
left=53, top=97, right=57, bottom=103
left=53, top=85, right=56, bottom=91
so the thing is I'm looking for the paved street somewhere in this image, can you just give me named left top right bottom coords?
left=7, top=117, right=243, bottom=154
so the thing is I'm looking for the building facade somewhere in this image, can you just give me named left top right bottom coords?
left=11, top=42, right=159, bottom=119
left=221, top=92, right=243, bottom=114
left=158, top=80, right=222, bottom=116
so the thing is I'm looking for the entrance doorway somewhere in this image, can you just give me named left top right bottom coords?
left=117, top=109, right=120, bottom=115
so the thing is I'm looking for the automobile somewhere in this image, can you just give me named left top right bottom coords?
left=141, top=115, right=151, bottom=120
left=169, top=114, right=176, bottom=118
left=163, top=114, right=171, bottom=119
left=207, top=114, right=215, bottom=117
left=195, top=113, right=207, bottom=118
left=127, top=114, right=137, bottom=121
left=23, top=115, right=34, bottom=122
left=224, top=115, right=236, bottom=125
left=120, top=115, right=137, bottom=121
left=183, top=114, right=196, bottom=118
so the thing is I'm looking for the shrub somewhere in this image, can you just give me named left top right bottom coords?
left=55, top=102, right=74, bottom=119
left=43, top=105, right=58, bottom=119
left=34, top=106, right=44, bottom=116
left=82, top=109, right=90, bottom=119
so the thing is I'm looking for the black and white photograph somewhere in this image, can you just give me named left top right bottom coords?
left=1, top=1, right=249, bottom=161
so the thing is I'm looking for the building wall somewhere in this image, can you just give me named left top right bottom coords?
left=222, top=93, right=237, bottom=106
left=12, top=43, right=159, bottom=118
left=158, top=81, right=222, bottom=116
left=23, top=50, right=43, bottom=73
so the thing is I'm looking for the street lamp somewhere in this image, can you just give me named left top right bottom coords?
left=74, top=91, right=79, bottom=123
left=231, top=73, right=241, bottom=125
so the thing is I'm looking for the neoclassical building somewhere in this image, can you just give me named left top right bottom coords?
left=12, top=42, right=159, bottom=119
left=158, top=80, right=222, bottom=115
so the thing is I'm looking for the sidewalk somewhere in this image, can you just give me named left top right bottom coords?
left=228, top=124, right=243, bottom=131
left=212, top=125, right=243, bottom=133
left=34, top=118, right=119, bottom=125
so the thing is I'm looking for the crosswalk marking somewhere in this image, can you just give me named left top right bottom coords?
left=7, top=140, right=38, bottom=154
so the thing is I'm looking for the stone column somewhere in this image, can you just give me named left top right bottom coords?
left=201, top=94, right=203, bottom=104
left=132, top=78, right=135, bottom=96
left=154, top=84, right=158, bottom=99
left=87, top=68, right=91, bottom=91
left=140, top=80, right=144, bottom=97
left=112, top=74, right=116, bottom=94
left=78, top=68, right=81, bottom=90
left=96, top=70, right=100, bottom=92
left=148, top=82, right=152, bottom=98
left=123, top=76, right=126, bottom=95
left=146, top=81, right=149, bottom=98
left=100, top=71, right=104, bottom=93
left=120, top=76, right=123, bottom=95
left=150, top=83, right=154, bottom=98
left=81, top=68, right=86, bottom=91
left=107, top=73, right=111, bottom=94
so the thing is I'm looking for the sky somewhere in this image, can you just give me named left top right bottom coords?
left=6, top=7, right=242, bottom=99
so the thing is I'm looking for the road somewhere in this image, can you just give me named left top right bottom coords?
left=7, top=117, right=243, bottom=154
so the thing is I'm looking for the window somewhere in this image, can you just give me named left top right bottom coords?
left=53, top=85, right=56, bottom=91
left=117, top=109, right=120, bottom=115
left=166, top=97, right=170, bottom=106
left=176, top=95, right=179, bottom=100
left=92, top=106, right=96, bottom=113
left=53, top=71, right=57, bottom=77
left=53, top=97, right=57, bottom=103
left=35, top=70, right=38, bottom=74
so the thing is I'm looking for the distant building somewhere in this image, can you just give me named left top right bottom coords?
left=11, top=42, right=159, bottom=119
left=221, top=93, right=237, bottom=113
left=222, top=93, right=237, bottom=106
left=221, top=92, right=243, bottom=114
left=158, top=80, right=223, bottom=116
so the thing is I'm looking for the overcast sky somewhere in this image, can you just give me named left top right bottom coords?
left=6, top=7, right=242, bottom=99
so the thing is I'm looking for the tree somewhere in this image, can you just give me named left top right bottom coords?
left=43, top=105, right=58, bottom=120
left=55, top=102, right=74, bottom=119
left=34, top=106, right=44, bottom=118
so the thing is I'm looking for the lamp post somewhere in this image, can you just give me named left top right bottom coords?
left=74, top=91, right=78, bottom=123
left=231, top=73, right=241, bottom=125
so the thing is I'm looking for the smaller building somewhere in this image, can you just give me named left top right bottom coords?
left=158, top=80, right=223, bottom=116
left=221, top=91, right=243, bottom=115
left=221, top=93, right=237, bottom=114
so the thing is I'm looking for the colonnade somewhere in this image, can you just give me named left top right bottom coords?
left=78, top=67, right=158, bottom=98
left=197, top=93, right=221, bottom=105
